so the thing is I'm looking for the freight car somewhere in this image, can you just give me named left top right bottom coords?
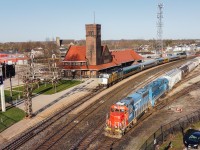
left=105, top=58, right=200, bottom=138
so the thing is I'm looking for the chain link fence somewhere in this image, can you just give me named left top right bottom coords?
left=140, top=110, right=200, bottom=150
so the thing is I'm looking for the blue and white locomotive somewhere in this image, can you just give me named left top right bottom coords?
left=105, top=57, right=200, bottom=137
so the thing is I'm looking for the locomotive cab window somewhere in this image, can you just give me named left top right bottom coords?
left=120, top=109, right=125, bottom=112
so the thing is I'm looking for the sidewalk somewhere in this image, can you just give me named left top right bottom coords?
left=0, top=78, right=99, bottom=145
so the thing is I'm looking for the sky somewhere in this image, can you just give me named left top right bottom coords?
left=0, top=0, right=200, bottom=42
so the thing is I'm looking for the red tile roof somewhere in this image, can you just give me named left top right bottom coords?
left=62, top=46, right=143, bottom=70
left=63, top=45, right=86, bottom=61
left=128, top=50, right=144, bottom=60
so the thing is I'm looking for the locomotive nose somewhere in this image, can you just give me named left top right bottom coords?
left=109, top=113, right=124, bottom=128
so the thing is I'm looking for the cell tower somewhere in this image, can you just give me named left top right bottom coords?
left=157, top=3, right=164, bottom=57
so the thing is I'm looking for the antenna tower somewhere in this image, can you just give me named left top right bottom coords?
left=157, top=3, right=164, bottom=56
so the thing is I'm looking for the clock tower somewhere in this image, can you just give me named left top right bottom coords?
left=86, top=24, right=102, bottom=65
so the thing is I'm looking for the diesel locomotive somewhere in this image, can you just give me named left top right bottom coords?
left=105, top=57, right=200, bottom=138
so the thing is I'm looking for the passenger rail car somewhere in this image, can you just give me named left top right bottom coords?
left=99, top=56, right=182, bottom=87
left=122, top=64, right=142, bottom=79
left=98, top=55, right=191, bottom=87
left=156, top=57, right=169, bottom=65
left=105, top=58, right=200, bottom=138
left=168, top=55, right=180, bottom=62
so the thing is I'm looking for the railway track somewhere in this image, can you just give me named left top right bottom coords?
left=97, top=80, right=200, bottom=150
left=1, top=87, right=103, bottom=150
left=69, top=60, right=200, bottom=150
left=118, top=82, right=200, bottom=150
left=108, top=66, right=200, bottom=150
left=35, top=66, right=167, bottom=150
left=51, top=60, right=191, bottom=150
left=1, top=59, right=191, bottom=150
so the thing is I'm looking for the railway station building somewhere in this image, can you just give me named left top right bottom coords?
left=62, top=24, right=143, bottom=78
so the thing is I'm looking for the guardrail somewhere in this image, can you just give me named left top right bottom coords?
left=140, top=109, right=200, bottom=150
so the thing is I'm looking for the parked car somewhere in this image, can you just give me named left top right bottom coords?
left=184, top=129, right=200, bottom=149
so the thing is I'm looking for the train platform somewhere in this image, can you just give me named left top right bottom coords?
left=0, top=78, right=99, bottom=144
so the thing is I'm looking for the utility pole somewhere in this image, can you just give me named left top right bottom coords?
left=157, top=3, right=164, bottom=57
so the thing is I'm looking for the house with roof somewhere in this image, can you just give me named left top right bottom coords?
left=62, top=24, right=143, bottom=78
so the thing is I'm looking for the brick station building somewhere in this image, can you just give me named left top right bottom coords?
left=62, top=24, right=143, bottom=78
